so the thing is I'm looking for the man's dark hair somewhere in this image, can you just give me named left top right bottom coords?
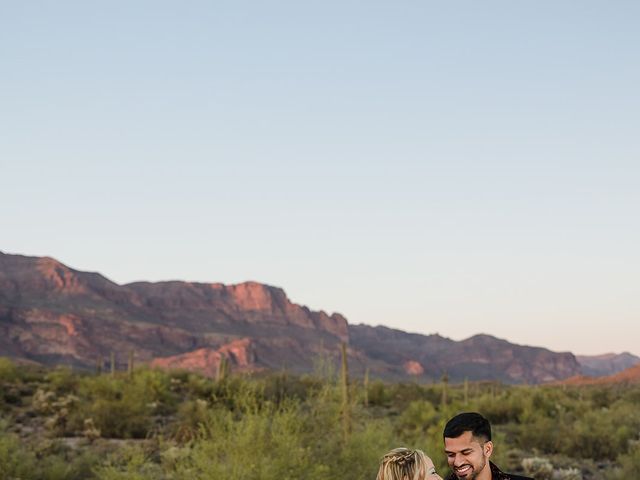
left=443, top=412, right=492, bottom=442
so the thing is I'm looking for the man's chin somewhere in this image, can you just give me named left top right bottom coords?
left=454, top=465, right=475, bottom=479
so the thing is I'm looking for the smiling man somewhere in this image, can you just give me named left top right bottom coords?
left=443, top=412, right=532, bottom=480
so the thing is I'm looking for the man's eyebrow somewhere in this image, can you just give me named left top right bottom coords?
left=445, top=448, right=473, bottom=455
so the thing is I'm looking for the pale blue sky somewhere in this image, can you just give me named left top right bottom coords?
left=2, top=1, right=639, bottom=355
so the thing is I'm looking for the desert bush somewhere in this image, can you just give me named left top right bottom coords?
left=367, top=380, right=391, bottom=407
left=0, top=424, right=37, bottom=479
left=93, top=447, right=165, bottom=480
left=0, top=422, right=99, bottom=480
left=46, top=366, right=80, bottom=394
left=168, top=398, right=396, bottom=480
left=172, top=399, right=209, bottom=442
left=473, top=387, right=527, bottom=424
left=70, top=368, right=178, bottom=438
left=0, top=358, right=21, bottom=410
left=261, top=372, right=321, bottom=405
left=522, top=456, right=553, bottom=479
left=553, top=467, right=582, bottom=479
left=389, top=382, right=432, bottom=410
left=607, top=442, right=640, bottom=480
left=174, top=371, right=214, bottom=399
left=175, top=404, right=325, bottom=479
left=395, top=399, right=439, bottom=444
left=2, top=362, right=640, bottom=480
left=0, top=358, right=18, bottom=383
left=33, top=447, right=100, bottom=480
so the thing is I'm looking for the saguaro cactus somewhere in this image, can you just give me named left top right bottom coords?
left=441, top=371, right=449, bottom=406
left=464, top=377, right=469, bottom=405
left=110, top=352, right=115, bottom=376
left=278, top=366, right=288, bottom=404
left=128, top=350, right=135, bottom=378
left=216, top=355, right=228, bottom=382
left=340, top=342, right=351, bottom=440
left=363, top=367, right=369, bottom=407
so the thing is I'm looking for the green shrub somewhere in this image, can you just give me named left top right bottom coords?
left=46, top=366, right=80, bottom=394
left=0, top=425, right=37, bottom=479
left=521, top=457, right=553, bottom=480
left=0, top=358, right=18, bottom=383
left=607, top=442, right=640, bottom=480
left=367, top=380, right=391, bottom=407
left=2, top=362, right=640, bottom=479
left=93, top=447, right=163, bottom=480
left=395, top=400, right=439, bottom=444
left=70, top=368, right=178, bottom=438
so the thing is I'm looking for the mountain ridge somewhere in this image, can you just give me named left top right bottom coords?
left=556, top=363, right=640, bottom=386
left=0, top=251, right=621, bottom=383
left=575, top=352, right=640, bottom=377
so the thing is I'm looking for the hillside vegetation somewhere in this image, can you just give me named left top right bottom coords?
left=0, top=357, right=638, bottom=480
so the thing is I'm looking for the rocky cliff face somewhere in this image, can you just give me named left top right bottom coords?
left=125, top=280, right=348, bottom=341
left=150, top=338, right=259, bottom=377
left=0, top=251, right=584, bottom=383
left=0, top=252, right=347, bottom=374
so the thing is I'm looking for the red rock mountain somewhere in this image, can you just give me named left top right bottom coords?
left=150, top=339, right=257, bottom=377
left=0, top=251, right=583, bottom=383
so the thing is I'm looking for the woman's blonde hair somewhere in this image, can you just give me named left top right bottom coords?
left=376, top=447, right=431, bottom=480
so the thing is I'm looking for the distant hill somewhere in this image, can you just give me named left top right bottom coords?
left=576, top=352, right=640, bottom=377
left=0, top=251, right=584, bottom=383
left=557, top=363, right=640, bottom=386
left=348, top=325, right=579, bottom=384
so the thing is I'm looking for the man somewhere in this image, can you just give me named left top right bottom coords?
left=443, top=412, right=532, bottom=480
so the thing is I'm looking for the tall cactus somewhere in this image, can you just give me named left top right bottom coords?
left=110, top=352, right=115, bottom=376
left=128, top=350, right=135, bottom=378
left=464, top=377, right=469, bottom=405
left=363, top=367, right=369, bottom=407
left=340, top=342, right=351, bottom=440
left=441, top=371, right=449, bottom=406
left=216, top=355, right=227, bottom=382
left=279, top=365, right=288, bottom=404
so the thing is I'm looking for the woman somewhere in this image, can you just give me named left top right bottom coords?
left=376, top=447, right=443, bottom=480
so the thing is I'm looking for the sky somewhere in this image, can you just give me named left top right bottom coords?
left=2, top=1, right=639, bottom=356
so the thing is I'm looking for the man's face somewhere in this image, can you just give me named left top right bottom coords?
left=444, top=431, right=493, bottom=480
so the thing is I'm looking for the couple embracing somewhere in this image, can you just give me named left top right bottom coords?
left=376, top=412, right=533, bottom=480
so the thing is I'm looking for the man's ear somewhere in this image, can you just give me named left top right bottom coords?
left=484, top=441, right=493, bottom=458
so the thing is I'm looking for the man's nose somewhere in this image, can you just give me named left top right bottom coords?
left=452, top=454, right=466, bottom=466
